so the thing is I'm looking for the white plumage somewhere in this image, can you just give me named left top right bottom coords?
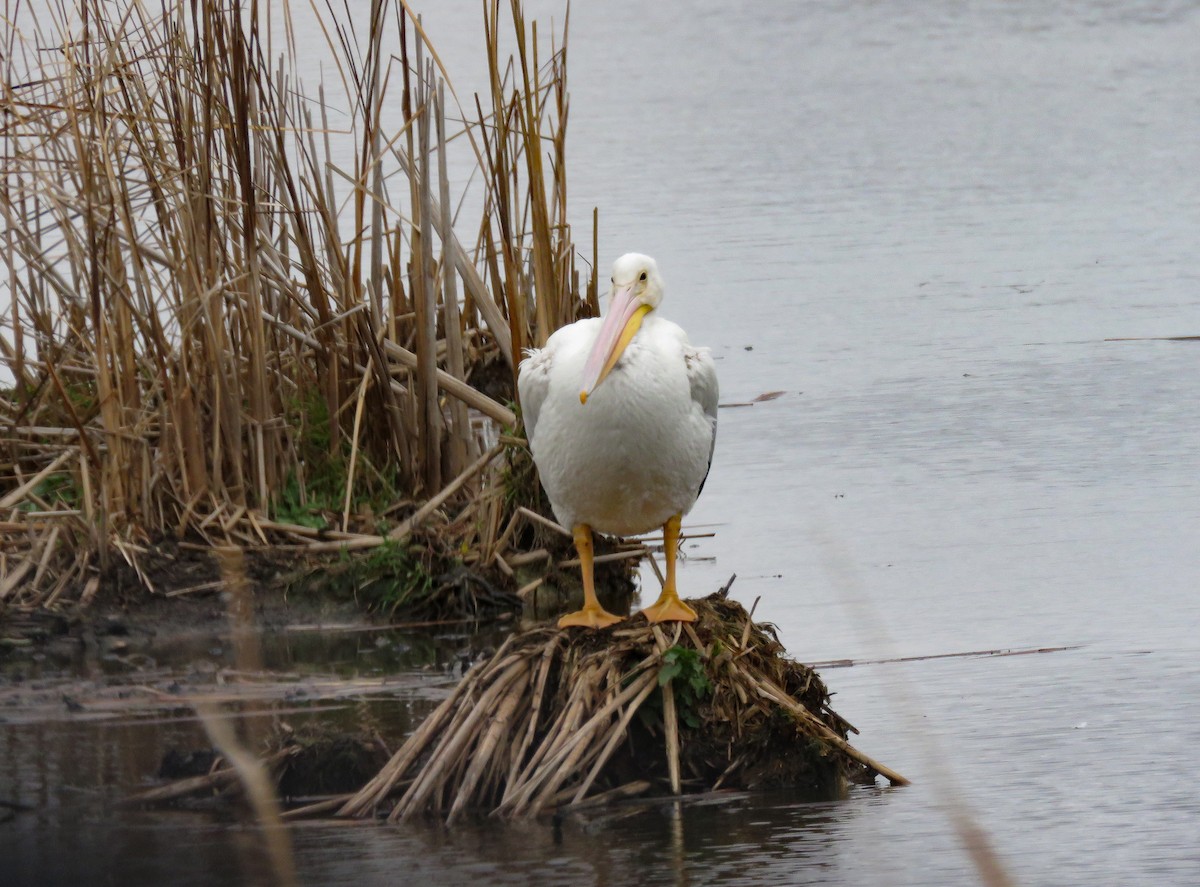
left=520, top=316, right=717, bottom=533
left=518, top=253, right=718, bottom=628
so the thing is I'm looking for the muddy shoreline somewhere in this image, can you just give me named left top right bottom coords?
left=2, top=554, right=380, bottom=657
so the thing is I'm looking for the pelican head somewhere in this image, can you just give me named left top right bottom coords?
left=610, top=252, right=665, bottom=309
left=579, top=253, right=664, bottom=403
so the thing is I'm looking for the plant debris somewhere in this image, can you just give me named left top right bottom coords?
left=335, top=588, right=908, bottom=823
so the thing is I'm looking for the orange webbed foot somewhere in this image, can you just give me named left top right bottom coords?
left=558, top=606, right=624, bottom=630
left=639, top=593, right=697, bottom=624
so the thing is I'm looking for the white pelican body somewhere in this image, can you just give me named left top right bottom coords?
left=518, top=253, right=718, bottom=628
left=521, top=316, right=716, bottom=534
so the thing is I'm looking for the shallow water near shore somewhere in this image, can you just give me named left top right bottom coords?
left=5, top=0, right=1200, bottom=884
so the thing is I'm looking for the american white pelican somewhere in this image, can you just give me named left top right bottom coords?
left=518, top=253, right=718, bottom=628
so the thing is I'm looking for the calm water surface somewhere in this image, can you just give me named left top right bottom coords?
left=5, top=0, right=1200, bottom=884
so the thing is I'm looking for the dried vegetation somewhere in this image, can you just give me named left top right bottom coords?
left=334, top=591, right=908, bottom=822
left=1, top=0, right=596, bottom=610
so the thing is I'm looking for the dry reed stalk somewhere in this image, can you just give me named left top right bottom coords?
left=122, top=747, right=298, bottom=806
left=0, top=559, right=35, bottom=602
left=436, top=80, right=473, bottom=470
left=653, top=624, right=684, bottom=796
left=342, top=370, right=373, bottom=533
left=197, top=703, right=298, bottom=887
left=565, top=675, right=659, bottom=805
left=280, top=794, right=356, bottom=821
left=382, top=340, right=516, bottom=426
left=339, top=641, right=511, bottom=816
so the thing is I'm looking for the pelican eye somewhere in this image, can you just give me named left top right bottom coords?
left=639, top=271, right=647, bottom=281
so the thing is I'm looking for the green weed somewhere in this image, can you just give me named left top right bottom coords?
left=656, top=645, right=713, bottom=729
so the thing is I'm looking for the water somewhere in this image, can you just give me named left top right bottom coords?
left=5, top=0, right=1200, bottom=883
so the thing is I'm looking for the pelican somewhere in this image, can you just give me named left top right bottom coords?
left=518, top=253, right=718, bottom=628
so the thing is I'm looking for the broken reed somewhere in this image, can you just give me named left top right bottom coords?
left=0, top=0, right=597, bottom=606
left=343, top=595, right=907, bottom=821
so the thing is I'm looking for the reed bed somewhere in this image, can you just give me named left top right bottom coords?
left=0, top=0, right=594, bottom=608
left=334, top=591, right=908, bottom=823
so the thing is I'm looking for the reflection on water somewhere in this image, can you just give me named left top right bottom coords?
left=5, top=0, right=1200, bottom=883
left=6, top=633, right=1199, bottom=885
left=289, top=791, right=876, bottom=887
left=0, top=624, right=454, bottom=887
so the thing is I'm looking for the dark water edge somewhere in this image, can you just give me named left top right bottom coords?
left=0, top=614, right=862, bottom=887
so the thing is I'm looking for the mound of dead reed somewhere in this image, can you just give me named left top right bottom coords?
left=337, top=589, right=908, bottom=823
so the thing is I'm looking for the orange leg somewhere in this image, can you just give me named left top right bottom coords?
left=640, top=513, right=698, bottom=623
left=558, top=524, right=624, bottom=629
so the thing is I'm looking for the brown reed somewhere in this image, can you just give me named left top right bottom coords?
left=0, top=0, right=591, bottom=607
left=335, top=593, right=908, bottom=823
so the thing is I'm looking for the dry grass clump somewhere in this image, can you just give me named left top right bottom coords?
left=336, top=590, right=908, bottom=823
left=1, top=1, right=594, bottom=608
